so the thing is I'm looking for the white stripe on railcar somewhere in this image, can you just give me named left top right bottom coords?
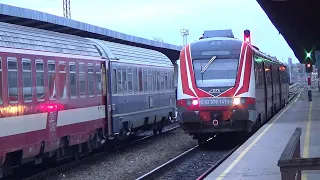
left=57, top=105, right=105, bottom=127
left=0, top=113, right=47, bottom=137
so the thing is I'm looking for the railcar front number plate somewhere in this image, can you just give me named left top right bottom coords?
left=199, top=98, right=233, bottom=106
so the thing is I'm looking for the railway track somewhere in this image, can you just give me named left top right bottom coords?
left=8, top=124, right=180, bottom=180
left=135, top=137, right=240, bottom=180
left=136, top=84, right=303, bottom=180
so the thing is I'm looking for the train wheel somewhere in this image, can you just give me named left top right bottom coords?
left=158, top=121, right=164, bottom=134
left=153, top=129, right=158, bottom=135
left=74, top=151, right=80, bottom=161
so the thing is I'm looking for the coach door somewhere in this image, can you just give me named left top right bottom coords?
left=270, top=64, right=275, bottom=115
left=262, top=62, right=268, bottom=121
left=278, top=67, right=282, bottom=108
left=101, top=61, right=113, bottom=137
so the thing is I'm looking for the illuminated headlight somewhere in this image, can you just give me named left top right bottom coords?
left=233, top=97, right=241, bottom=105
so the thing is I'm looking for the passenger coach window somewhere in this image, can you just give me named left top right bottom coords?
left=112, top=69, right=117, bottom=94
left=117, top=67, right=122, bottom=93
left=22, top=59, right=32, bottom=102
left=143, top=68, right=147, bottom=92
left=7, top=58, right=18, bottom=103
left=69, top=62, right=76, bottom=98
left=127, top=67, right=133, bottom=92
left=95, top=64, right=102, bottom=96
left=160, top=71, right=165, bottom=90
left=36, top=60, right=44, bottom=100
left=59, top=61, right=67, bottom=99
left=153, top=69, right=156, bottom=92
left=0, top=58, right=2, bottom=104
left=88, top=63, right=94, bottom=96
left=79, top=63, right=86, bottom=97
left=122, top=67, right=127, bottom=93
left=148, top=69, right=152, bottom=92
left=48, top=61, right=56, bottom=99
left=138, top=68, right=143, bottom=92
left=133, top=67, right=138, bottom=93
left=164, top=71, right=168, bottom=90
left=156, top=70, right=160, bottom=91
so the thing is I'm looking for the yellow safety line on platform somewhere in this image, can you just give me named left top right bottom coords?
left=302, top=101, right=313, bottom=180
left=216, top=94, right=300, bottom=180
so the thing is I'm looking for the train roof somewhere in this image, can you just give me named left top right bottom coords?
left=0, top=3, right=181, bottom=61
left=0, top=21, right=101, bottom=57
left=189, top=37, right=243, bottom=51
left=98, top=40, right=173, bottom=67
left=0, top=21, right=172, bottom=67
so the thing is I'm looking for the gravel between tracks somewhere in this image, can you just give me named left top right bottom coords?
left=46, top=127, right=197, bottom=180
left=155, top=147, right=232, bottom=180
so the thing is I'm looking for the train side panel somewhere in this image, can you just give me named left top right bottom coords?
left=110, top=62, right=175, bottom=137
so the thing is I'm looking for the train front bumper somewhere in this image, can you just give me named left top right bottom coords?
left=177, top=108, right=256, bottom=134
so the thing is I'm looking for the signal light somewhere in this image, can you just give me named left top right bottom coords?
left=305, top=62, right=313, bottom=73
left=244, top=29, right=251, bottom=44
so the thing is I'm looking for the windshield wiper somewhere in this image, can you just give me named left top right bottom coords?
left=201, top=56, right=217, bottom=74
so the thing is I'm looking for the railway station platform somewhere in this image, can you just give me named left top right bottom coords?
left=205, top=88, right=320, bottom=180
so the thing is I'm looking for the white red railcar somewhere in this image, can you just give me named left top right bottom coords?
left=0, top=22, right=175, bottom=177
left=176, top=37, right=289, bottom=145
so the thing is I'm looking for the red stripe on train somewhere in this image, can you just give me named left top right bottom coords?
left=180, top=46, right=195, bottom=97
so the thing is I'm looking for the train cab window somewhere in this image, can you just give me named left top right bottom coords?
left=48, top=60, right=56, bottom=100
left=148, top=69, right=152, bottom=92
left=35, top=60, right=44, bottom=101
left=138, top=68, right=143, bottom=92
left=59, top=61, right=67, bottom=99
left=0, top=58, right=2, bottom=104
left=69, top=62, right=77, bottom=98
left=88, top=63, right=94, bottom=96
left=122, top=67, right=127, bottom=93
left=133, top=67, right=138, bottom=93
left=112, top=69, right=117, bottom=94
left=95, top=64, right=102, bottom=96
left=156, top=70, right=160, bottom=91
left=22, top=59, right=32, bottom=102
left=7, top=57, right=18, bottom=103
left=143, top=68, right=148, bottom=92
left=153, top=69, right=156, bottom=92
left=127, top=67, right=133, bottom=92
left=79, top=62, right=86, bottom=97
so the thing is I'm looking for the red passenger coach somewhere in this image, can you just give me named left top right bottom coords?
left=176, top=36, right=289, bottom=145
left=0, top=23, right=107, bottom=177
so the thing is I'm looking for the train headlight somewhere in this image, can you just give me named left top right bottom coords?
left=233, top=97, right=241, bottom=105
left=192, top=99, right=199, bottom=106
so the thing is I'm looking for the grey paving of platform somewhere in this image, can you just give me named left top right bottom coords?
left=205, top=90, right=320, bottom=180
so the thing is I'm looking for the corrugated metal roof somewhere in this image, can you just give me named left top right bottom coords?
left=0, top=22, right=101, bottom=57
left=0, top=3, right=181, bottom=55
left=102, top=41, right=172, bottom=67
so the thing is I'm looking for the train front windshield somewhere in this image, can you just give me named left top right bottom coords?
left=193, top=58, right=239, bottom=88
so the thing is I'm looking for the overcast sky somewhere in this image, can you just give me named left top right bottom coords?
left=1, top=0, right=299, bottom=63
